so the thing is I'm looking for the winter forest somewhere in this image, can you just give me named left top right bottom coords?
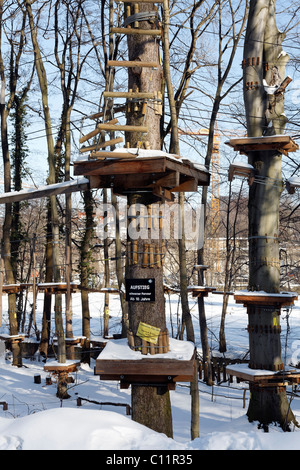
left=1, top=0, right=300, bottom=452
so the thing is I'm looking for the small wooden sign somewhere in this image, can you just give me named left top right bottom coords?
left=125, top=278, right=155, bottom=302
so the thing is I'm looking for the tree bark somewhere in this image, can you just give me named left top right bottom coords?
left=80, top=189, right=95, bottom=364
left=125, top=1, right=173, bottom=437
left=244, top=0, right=297, bottom=430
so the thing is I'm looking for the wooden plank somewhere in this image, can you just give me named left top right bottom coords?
left=111, top=27, right=161, bottom=36
left=95, top=357, right=195, bottom=377
left=227, top=135, right=294, bottom=146
left=0, top=178, right=91, bottom=205
left=103, top=91, right=156, bottom=100
left=108, top=60, right=158, bottom=68
left=74, top=157, right=167, bottom=177
left=234, top=292, right=298, bottom=307
left=170, top=178, right=198, bottom=193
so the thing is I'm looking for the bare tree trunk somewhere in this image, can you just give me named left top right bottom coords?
left=26, top=0, right=66, bottom=373
left=111, top=192, right=128, bottom=336
left=244, top=0, right=297, bottom=430
left=163, top=0, right=198, bottom=438
left=125, top=1, right=173, bottom=437
left=40, top=204, right=53, bottom=359
left=80, top=189, right=95, bottom=364
left=197, top=1, right=248, bottom=385
left=103, top=189, right=110, bottom=337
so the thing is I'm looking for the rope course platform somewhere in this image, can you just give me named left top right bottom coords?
left=226, top=363, right=300, bottom=388
left=228, top=161, right=255, bottom=185
left=73, top=155, right=209, bottom=202
left=37, top=282, right=80, bottom=294
left=225, top=135, right=299, bottom=156
left=1, top=283, right=33, bottom=294
left=187, top=285, right=217, bottom=298
left=95, top=338, right=196, bottom=390
left=0, top=333, right=26, bottom=344
left=234, top=291, right=298, bottom=308
left=43, top=360, right=80, bottom=374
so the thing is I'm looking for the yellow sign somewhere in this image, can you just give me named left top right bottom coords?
left=136, top=322, right=161, bottom=345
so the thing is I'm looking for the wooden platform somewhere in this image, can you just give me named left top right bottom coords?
left=187, top=286, right=217, bottom=298
left=74, top=156, right=209, bottom=201
left=225, top=135, right=299, bottom=156
left=95, top=356, right=196, bottom=390
left=44, top=360, right=80, bottom=373
left=0, top=334, right=26, bottom=343
left=64, top=336, right=86, bottom=346
left=37, top=282, right=80, bottom=294
left=2, top=284, right=33, bottom=294
left=226, top=363, right=300, bottom=387
left=95, top=339, right=196, bottom=389
left=234, top=291, right=298, bottom=307
left=228, top=162, right=255, bottom=184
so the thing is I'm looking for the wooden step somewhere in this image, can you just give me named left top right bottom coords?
left=103, top=91, right=156, bottom=100
left=111, top=27, right=161, bottom=36
left=97, top=123, right=148, bottom=133
left=79, top=118, right=118, bottom=144
left=89, top=151, right=138, bottom=160
left=80, top=137, right=124, bottom=153
left=108, top=60, right=158, bottom=68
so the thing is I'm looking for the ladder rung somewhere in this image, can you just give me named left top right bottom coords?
left=79, top=127, right=101, bottom=144
left=79, top=118, right=118, bottom=144
left=97, top=123, right=148, bottom=133
left=80, top=137, right=124, bottom=153
left=89, top=151, right=138, bottom=159
left=111, top=27, right=161, bottom=36
left=108, top=60, right=158, bottom=68
left=103, top=91, right=156, bottom=100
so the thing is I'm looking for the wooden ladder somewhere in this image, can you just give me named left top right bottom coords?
left=79, top=0, right=164, bottom=160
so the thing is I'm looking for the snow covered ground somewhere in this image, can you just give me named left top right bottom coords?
left=0, top=290, right=300, bottom=451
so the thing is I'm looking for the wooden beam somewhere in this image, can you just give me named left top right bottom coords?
left=108, top=60, right=158, bottom=68
left=80, top=137, right=123, bottom=153
left=79, top=126, right=102, bottom=144
left=89, top=151, right=138, bottom=159
left=151, top=171, right=180, bottom=189
left=111, top=27, right=161, bottom=36
left=103, top=91, right=156, bottom=100
left=170, top=178, right=198, bottom=193
left=0, top=178, right=91, bottom=205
